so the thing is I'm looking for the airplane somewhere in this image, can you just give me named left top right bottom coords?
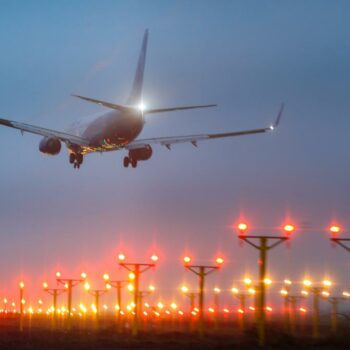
left=0, top=30, right=283, bottom=169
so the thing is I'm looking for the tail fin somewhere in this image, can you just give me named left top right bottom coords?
left=126, top=29, right=148, bottom=106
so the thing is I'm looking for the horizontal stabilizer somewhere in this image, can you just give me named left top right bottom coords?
left=144, top=104, right=217, bottom=114
left=72, top=94, right=131, bottom=112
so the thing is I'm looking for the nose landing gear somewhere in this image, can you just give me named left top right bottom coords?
left=69, top=153, right=83, bottom=169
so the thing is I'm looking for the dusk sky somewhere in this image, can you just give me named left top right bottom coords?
left=0, top=0, right=350, bottom=309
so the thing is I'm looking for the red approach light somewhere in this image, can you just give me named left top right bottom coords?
left=118, top=253, right=126, bottom=261
left=183, top=256, right=191, bottom=265
left=151, top=254, right=159, bottom=262
left=237, top=223, right=248, bottom=235
left=215, top=257, right=224, bottom=266
left=284, top=224, right=295, bottom=235
left=329, top=225, right=341, bottom=235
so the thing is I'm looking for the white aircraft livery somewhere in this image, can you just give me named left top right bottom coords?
left=0, top=30, right=283, bottom=169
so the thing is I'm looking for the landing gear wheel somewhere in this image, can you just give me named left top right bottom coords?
left=69, top=153, right=76, bottom=164
left=123, top=156, right=130, bottom=168
left=76, top=154, right=83, bottom=165
left=131, top=159, right=137, bottom=168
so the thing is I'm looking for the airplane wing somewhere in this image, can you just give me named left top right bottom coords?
left=126, top=104, right=284, bottom=150
left=0, top=117, right=90, bottom=146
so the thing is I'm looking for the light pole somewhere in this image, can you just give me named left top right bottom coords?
left=302, top=279, right=332, bottom=339
left=43, top=282, right=66, bottom=329
left=84, top=282, right=109, bottom=328
left=118, top=253, right=158, bottom=336
left=103, top=274, right=128, bottom=326
left=286, top=295, right=305, bottom=335
left=213, top=287, right=221, bottom=329
left=182, top=256, right=224, bottom=337
left=235, top=222, right=294, bottom=346
left=19, top=281, right=25, bottom=332
left=280, top=279, right=292, bottom=332
left=56, top=271, right=87, bottom=329
left=326, top=296, right=347, bottom=334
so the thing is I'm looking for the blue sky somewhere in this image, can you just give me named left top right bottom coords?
left=0, top=0, right=350, bottom=309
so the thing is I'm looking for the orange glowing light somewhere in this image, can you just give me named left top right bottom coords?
left=181, top=286, right=189, bottom=293
left=106, top=283, right=111, bottom=290
left=329, top=225, right=341, bottom=234
left=266, top=306, right=273, bottom=312
left=19, top=282, right=24, bottom=289
left=103, top=273, right=110, bottom=281
left=151, top=254, right=159, bottom=262
left=84, top=282, right=90, bottom=291
left=238, top=308, right=244, bottom=314
left=118, top=253, right=126, bottom=261
left=215, top=257, right=224, bottom=265
left=183, top=256, right=191, bottom=264
left=284, top=224, right=295, bottom=234
left=148, top=285, right=156, bottom=292
left=237, top=222, right=248, bottom=234
left=299, top=307, right=307, bottom=313
left=81, top=272, right=87, bottom=279
left=128, top=272, right=135, bottom=280
left=43, top=282, right=48, bottom=289
left=55, top=272, right=61, bottom=278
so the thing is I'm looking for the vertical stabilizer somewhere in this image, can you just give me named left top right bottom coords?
left=126, top=29, right=148, bottom=106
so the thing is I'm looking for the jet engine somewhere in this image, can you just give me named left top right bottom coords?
left=39, top=137, right=61, bottom=155
left=129, top=145, right=153, bottom=161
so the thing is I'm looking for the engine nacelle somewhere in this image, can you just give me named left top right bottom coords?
left=129, top=145, right=153, bottom=161
left=39, top=137, right=61, bottom=155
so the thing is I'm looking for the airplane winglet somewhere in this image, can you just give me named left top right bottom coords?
left=270, top=103, right=284, bottom=130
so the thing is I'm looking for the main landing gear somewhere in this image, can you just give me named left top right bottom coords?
left=69, top=153, right=83, bottom=169
left=123, top=156, right=137, bottom=168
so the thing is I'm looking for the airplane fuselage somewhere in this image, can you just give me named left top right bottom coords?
left=73, top=110, right=144, bottom=154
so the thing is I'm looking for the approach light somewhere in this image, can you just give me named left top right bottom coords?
left=264, top=278, right=272, bottom=285
left=243, top=277, right=252, bottom=285
left=284, top=279, right=292, bottom=285
left=128, top=272, right=135, bottom=280
left=103, top=273, right=110, bottom=281
left=322, top=291, right=330, bottom=297
left=342, top=291, right=350, bottom=297
left=329, top=225, right=341, bottom=234
left=151, top=254, right=159, bottom=262
left=118, top=253, right=126, bottom=261
left=214, top=287, right=221, bottom=294
left=231, top=287, right=239, bottom=294
left=323, top=280, right=332, bottom=287
left=181, top=286, right=189, bottom=293
left=215, top=257, right=224, bottom=265
left=237, top=223, right=248, bottom=235
left=127, top=284, right=134, bottom=292
left=248, top=288, right=256, bottom=295
left=43, top=282, right=48, bottom=289
left=183, top=256, right=191, bottom=264
left=106, top=283, right=112, bottom=290
left=303, top=279, right=312, bottom=287
left=19, top=282, right=24, bottom=289
left=81, top=272, right=87, bottom=279
left=55, top=272, right=61, bottom=278
left=280, top=289, right=288, bottom=296
left=84, top=282, right=90, bottom=291
left=284, top=224, right=295, bottom=234
left=149, top=285, right=156, bottom=292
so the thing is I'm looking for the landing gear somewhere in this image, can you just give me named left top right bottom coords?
left=123, top=156, right=130, bottom=168
left=70, top=153, right=83, bottom=169
left=123, top=156, right=137, bottom=168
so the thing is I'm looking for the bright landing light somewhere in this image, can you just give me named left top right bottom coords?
left=138, top=103, right=146, bottom=112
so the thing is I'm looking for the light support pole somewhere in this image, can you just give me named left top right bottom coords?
left=103, top=275, right=128, bottom=325
left=183, top=257, right=224, bottom=337
left=236, top=223, right=293, bottom=346
left=56, top=272, right=87, bottom=328
left=84, top=283, right=108, bottom=328
left=43, top=282, right=66, bottom=329
left=280, top=279, right=292, bottom=332
left=19, top=282, right=25, bottom=332
left=231, top=287, right=254, bottom=332
left=118, top=254, right=157, bottom=336
left=327, top=296, right=347, bottom=334
left=287, top=295, right=304, bottom=335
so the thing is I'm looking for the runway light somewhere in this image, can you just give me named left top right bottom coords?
left=127, top=284, right=134, bottom=292
left=118, top=253, right=126, bottom=261
left=266, top=306, right=273, bottom=312
left=183, top=256, right=191, bottom=264
left=322, top=291, right=330, bottom=297
left=208, top=307, right=215, bottom=313
left=171, top=303, right=177, bottom=310
left=214, top=287, right=221, bottom=294
left=300, top=307, right=307, bottom=313
left=248, top=288, right=256, bottom=295
left=128, top=272, right=135, bottom=280
left=238, top=308, right=244, bottom=314
left=301, top=290, right=309, bottom=296
left=19, top=282, right=24, bottom=289
left=151, top=254, right=159, bottom=262
left=81, top=272, right=87, bottom=279
left=84, top=282, right=90, bottom=291
left=215, top=257, right=224, bottom=265
left=148, top=285, right=156, bottom=292
left=106, top=283, right=111, bottom=290
left=280, top=289, right=288, bottom=296
left=284, top=279, right=292, bottom=285
left=56, top=272, right=61, bottom=278
left=103, top=273, right=110, bottom=281
left=43, top=282, right=48, bottom=289
left=237, top=223, right=248, bottom=235
left=157, top=302, right=164, bottom=309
